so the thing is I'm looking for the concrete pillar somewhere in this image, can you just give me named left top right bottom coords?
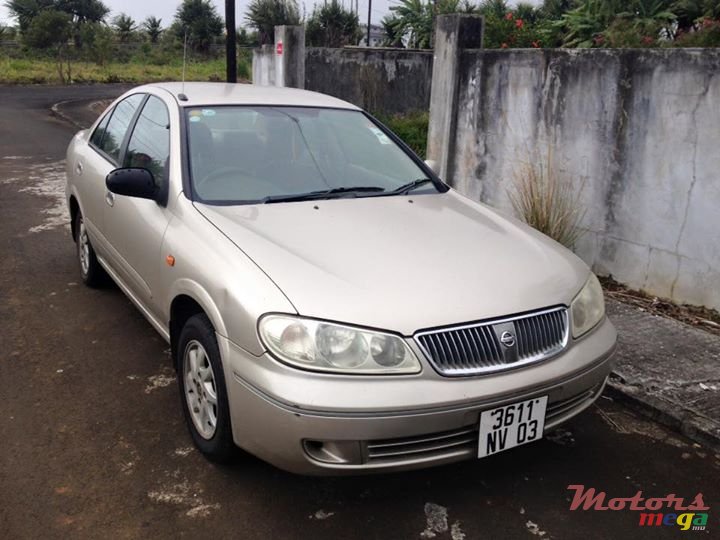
left=252, top=44, right=276, bottom=86
left=427, top=15, right=483, bottom=183
left=274, top=25, right=306, bottom=89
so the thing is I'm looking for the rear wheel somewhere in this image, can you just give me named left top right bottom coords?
left=177, top=314, right=235, bottom=462
left=75, top=212, right=106, bottom=287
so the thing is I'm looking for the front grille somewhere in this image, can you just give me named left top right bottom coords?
left=415, top=307, right=569, bottom=376
left=366, top=425, right=478, bottom=463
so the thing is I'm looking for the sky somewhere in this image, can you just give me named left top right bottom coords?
left=0, top=1, right=540, bottom=30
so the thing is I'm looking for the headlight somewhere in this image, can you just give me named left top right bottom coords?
left=258, top=315, right=421, bottom=374
left=571, top=273, right=605, bottom=338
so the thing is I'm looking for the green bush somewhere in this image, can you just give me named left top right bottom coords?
left=674, top=18, right=720, bottom=46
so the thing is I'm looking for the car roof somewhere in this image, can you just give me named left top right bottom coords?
left=144, top=82, right=361, bottom=110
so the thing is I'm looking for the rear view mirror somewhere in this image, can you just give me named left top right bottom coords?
left=106, top=168, right=157, bottom=201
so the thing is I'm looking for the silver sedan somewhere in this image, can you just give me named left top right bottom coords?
left=65, top=82, right=616, bottom=474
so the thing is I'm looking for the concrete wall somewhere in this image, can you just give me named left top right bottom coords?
left=450, top=48, right=720, bottom=310
left=305, top=47, right=434, bottom=114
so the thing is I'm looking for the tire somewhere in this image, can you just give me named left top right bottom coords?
left=75, top=211, right=107, bottom=287
left=177, top=314, right=236, bottom=463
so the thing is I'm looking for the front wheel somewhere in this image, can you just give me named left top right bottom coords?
left=177, top=314, right=235, bottom=462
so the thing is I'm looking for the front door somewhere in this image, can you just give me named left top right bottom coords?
left=103, top=95, right=173, bottom=315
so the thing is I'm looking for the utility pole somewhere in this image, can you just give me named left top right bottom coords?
left=366, top=0, right=372, bottom=47
left=225, top=0, right=237, bottom=82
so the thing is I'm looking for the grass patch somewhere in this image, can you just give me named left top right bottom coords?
left=507, top=157, right=586, bottom=248
left=0, top=55, right=251, bottom=85
left=377, top=110, right=428, bottom=159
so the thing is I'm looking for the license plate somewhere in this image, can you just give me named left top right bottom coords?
left=478, top=396, right=548, bottom=458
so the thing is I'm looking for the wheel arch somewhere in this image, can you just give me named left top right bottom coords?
left=168, top=280, right=228, bottom=368
left=69, top=194, right=80, bottom=241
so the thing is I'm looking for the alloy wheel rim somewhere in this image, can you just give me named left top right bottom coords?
left=78, top=220, right=90, bottom=276
left=183, top=340, right=218, bottom=440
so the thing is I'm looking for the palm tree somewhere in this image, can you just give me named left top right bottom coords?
left=244, top=0, right=300, bottom=44
left=381, top=14, right=405, bottom=47
left=143, top=16, right=163, bottom=43
left=306, top=0, right=360, bottom=47
left=113, top=13, right=136, bottom=42
left=390, top=0, right=462, bottom=49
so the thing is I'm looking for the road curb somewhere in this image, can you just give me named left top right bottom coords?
left=50, top=100, right=88, bottom=130
left=606, top=378, right=720, bottom=453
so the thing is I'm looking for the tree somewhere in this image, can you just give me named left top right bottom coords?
left=5, top=0, right=55, bottom=33
left=143, top=15, right=163, bottom=43
left=389, top=0, right=464, bottom=49
left=80, top=21, right=112, bottom=64
left=479, top=0, right=510, bottom=18
left=54, top=0, right=110, bottom=46
left=113, top=13, right=136, bottom=42
left=24, top=9, right=73, bottom=82
left=540, top=0, right=578, bottom=19
left=557, top=0, right=675, bottom=46
left=244, top=0, right=300, bottom=44
left=237, top=25, right=259, bottom=46
left=306, top=0, right=360, bottom=47
left=672, top=0, right=720, bottom=32
left=174, top=0, right=224, bottom=53
left=515, top=2, right=541, bottom=23
left=380, top=14, right=405, bottom=47
left=5, top=0, right=109, bottom=46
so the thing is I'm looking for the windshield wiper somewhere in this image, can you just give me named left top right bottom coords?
left=263, top=186, right=385, bottom=204
left=384, top=178, right=434, bottom=196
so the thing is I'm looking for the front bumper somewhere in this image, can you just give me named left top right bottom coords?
left=219, top=317, right=616, bottom=475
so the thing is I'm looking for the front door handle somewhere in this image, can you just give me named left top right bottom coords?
left=105, top=191, right=115, bottom=207
left=75, top=161, right=83, bottom=175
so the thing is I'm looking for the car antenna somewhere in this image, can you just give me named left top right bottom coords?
left=178, top=29, right=189, bottom=102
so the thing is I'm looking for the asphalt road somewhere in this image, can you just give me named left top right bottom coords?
left=0, top=85, right=718, bottom=540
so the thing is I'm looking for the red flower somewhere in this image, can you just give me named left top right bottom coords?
left=501, top=42, right=508, bottom=48
left=642, top=36, right=654, bottom=44
left=515, top=18, right=524, bottom=29
left=532, top=41, right=540, bottom=48
left=505, top=12, right=514, bottom=21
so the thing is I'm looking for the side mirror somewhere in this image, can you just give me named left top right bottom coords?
left=106, top=168, right=158, bottom=201
left=424, top=159, right=439, bottom=175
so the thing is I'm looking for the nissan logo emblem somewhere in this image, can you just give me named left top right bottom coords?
left=500, top=331, right=516, bottom=347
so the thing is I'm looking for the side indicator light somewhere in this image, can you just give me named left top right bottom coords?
left=166, top=255, right=175, bottom=267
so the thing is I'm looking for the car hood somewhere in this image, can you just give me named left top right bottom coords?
left=195, top=191, right=589, bottom=335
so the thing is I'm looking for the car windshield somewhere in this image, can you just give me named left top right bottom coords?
left=185, top=106, right=437, bottom=203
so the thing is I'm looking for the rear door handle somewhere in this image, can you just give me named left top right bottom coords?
left=105, top=191, right=115, bottom=207
left=75, top=162, right=83, bottom=175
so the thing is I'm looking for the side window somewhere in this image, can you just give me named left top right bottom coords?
left=97, top=93, right=145, bottom=162
left=123, top=96, right=170, bottom=188
left=89, top=112, right=111, bottom=148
